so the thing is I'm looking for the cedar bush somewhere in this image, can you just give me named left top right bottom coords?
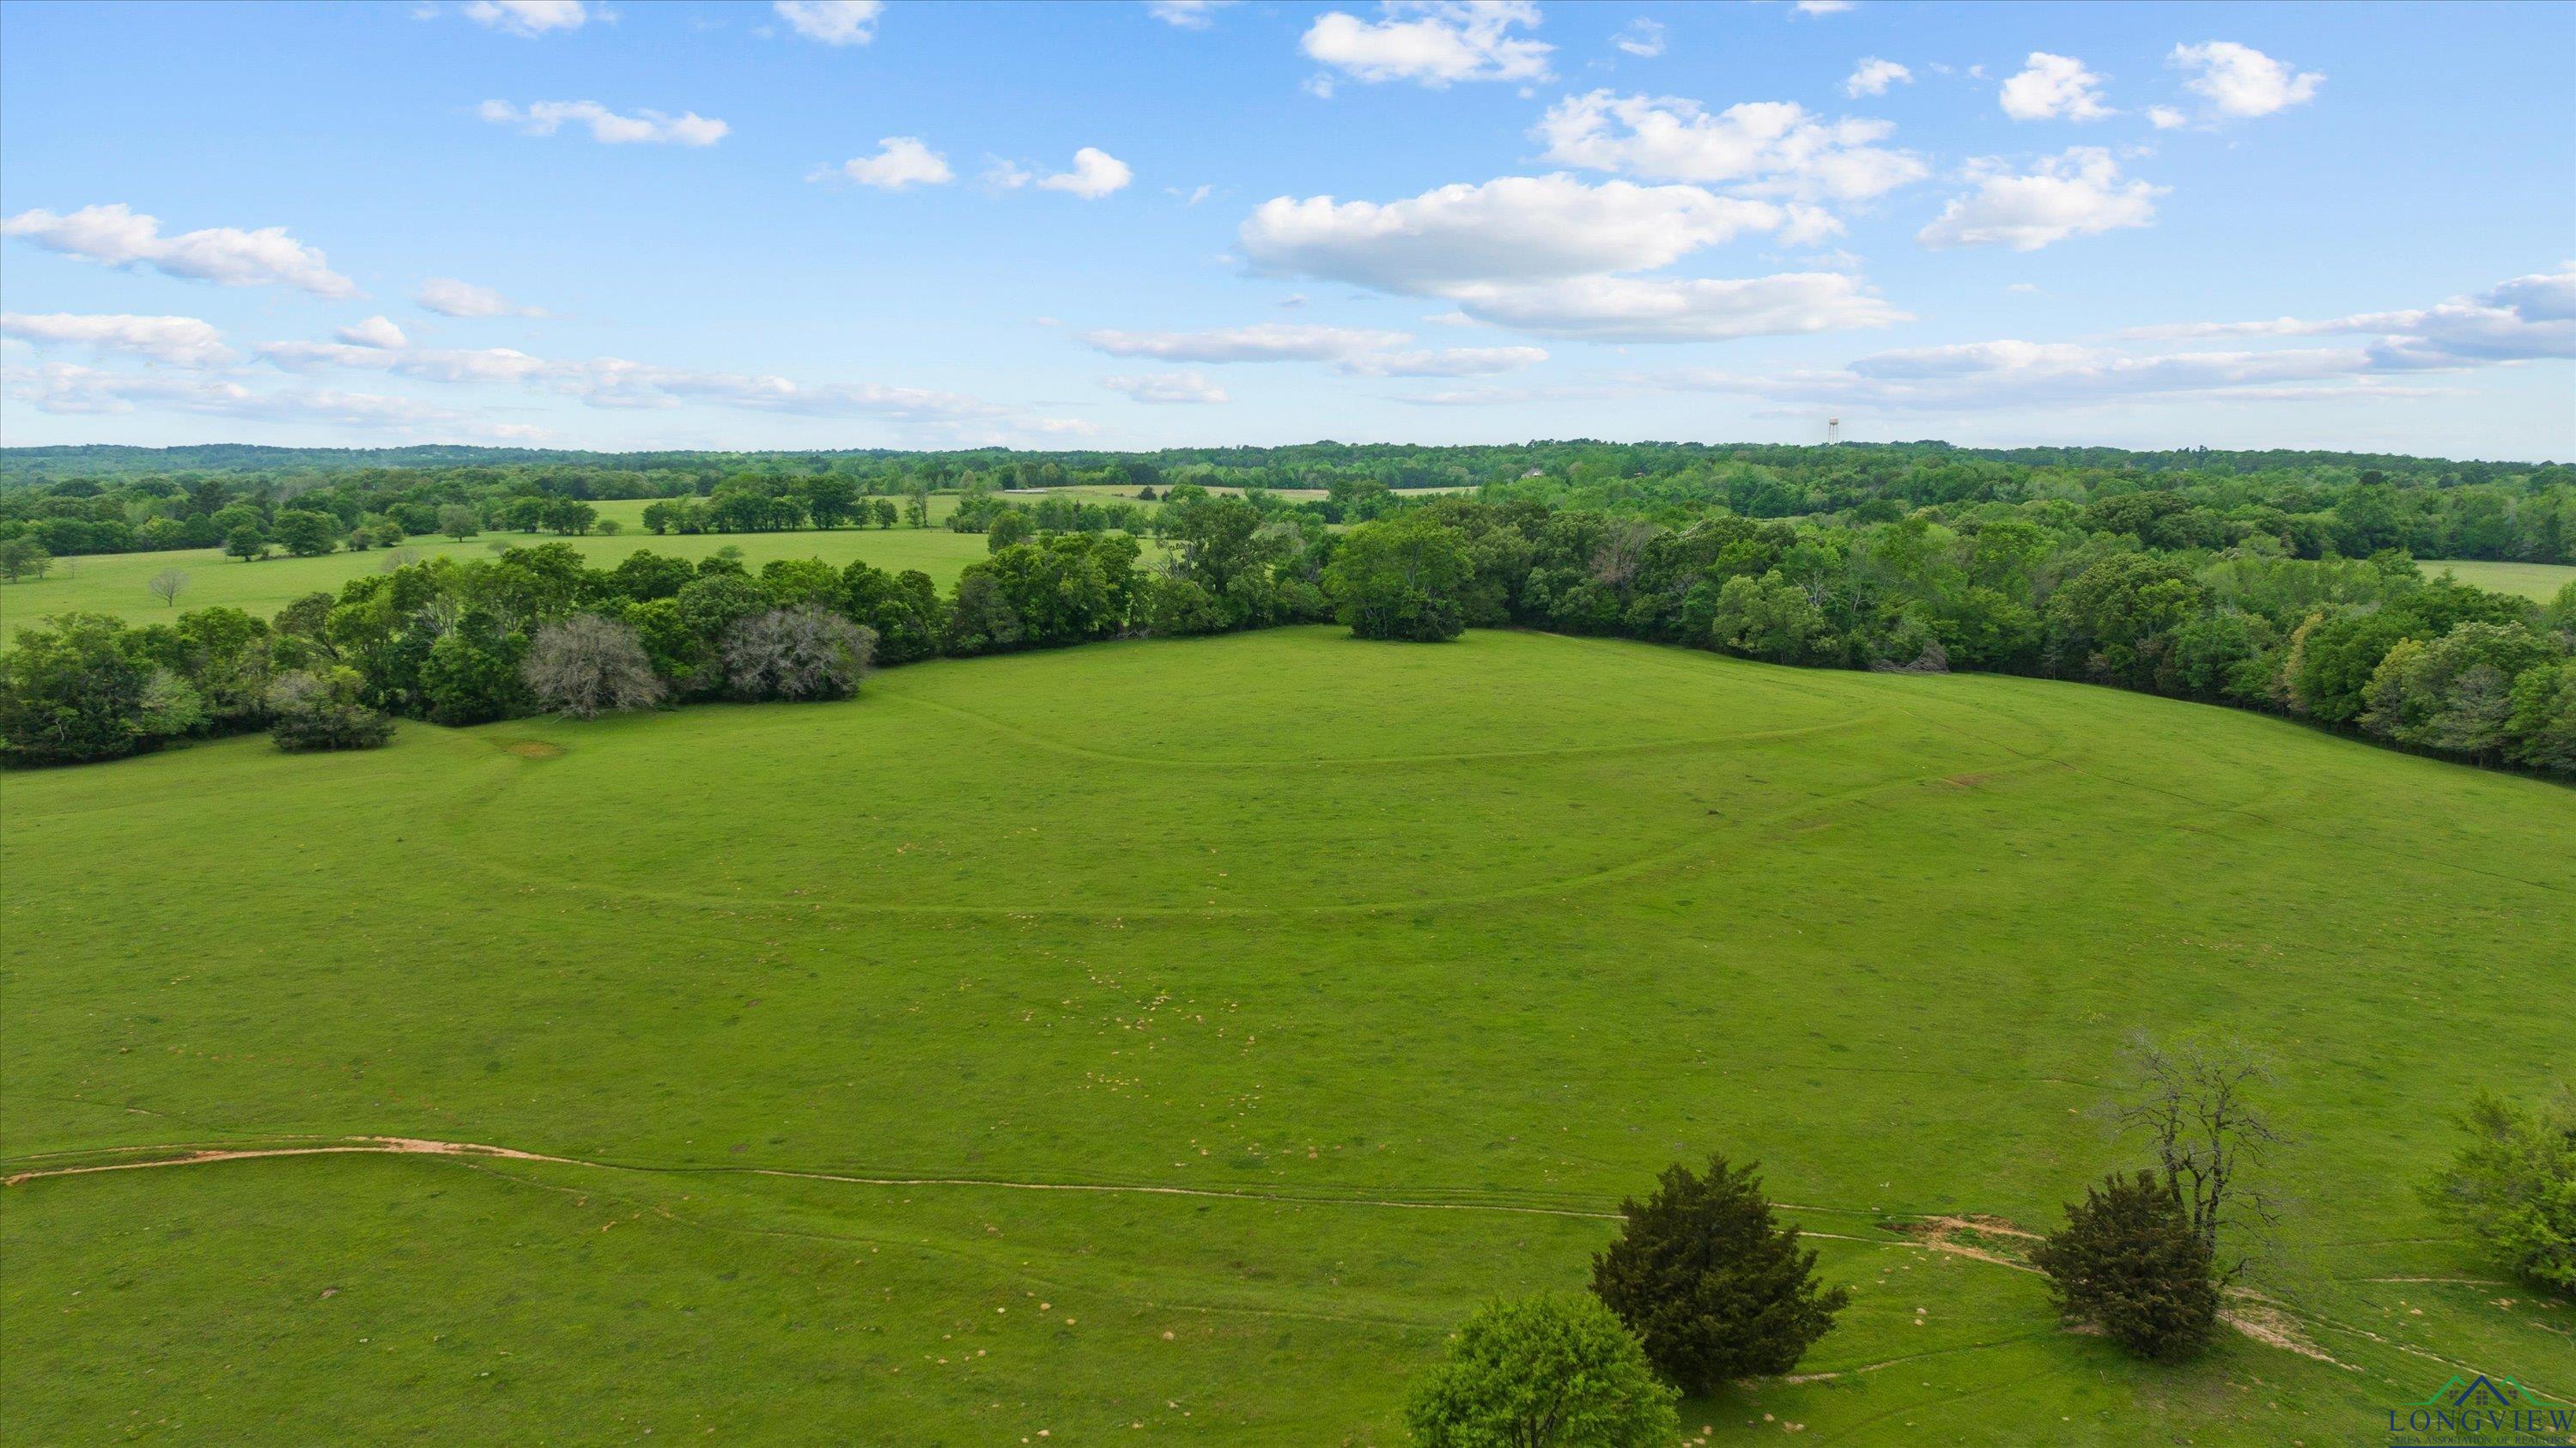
left=1589, top=1155, right=1849, bottom=1391
left=2031, top=1170, right=2220, bottom=1360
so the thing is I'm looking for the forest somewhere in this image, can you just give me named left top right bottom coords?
left=3, top=442, right=2571, bottom=778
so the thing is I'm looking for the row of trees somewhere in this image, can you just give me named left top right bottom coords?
left=8, top=485, right=2572, bottom=774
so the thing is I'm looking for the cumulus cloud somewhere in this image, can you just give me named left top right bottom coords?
left=462, top=0, right=590, bottom=36
left=2123, top=264, right=2576, bottom=368
left=774, top=0, right=881, bottom=45
left=1844, top=58, right=1911, bottom=97
left=1916, top=148, right=2162, bottom=251
left=2170, top=41, right=2323, bottom=119
left=819, top=137, right=952, bottom=189
left=1433, top=272, right=1905, bottom=342
left=1240, top=173, right=1903, bottom=342
left=416, top=277, right=543, bottom=318
left=479, top=100, right=730, bottom=146
left=1613, top=19, right=1664, bottom=58
left=2, top=203, right=359, bottom=298
left=990, top=148, right=1133, bottom=198
left=1145, top=0, right=1235, bottom=28
left=1301, top=1, right=1552, bottom=88
left=1101, top=370, right=1230, bottom=403
left=336, top=315, right=410, bottom=349
left=1999, top=52, right=2112, bottom=122
left=1535, top=91, right=1926, bottom=201
left=2148, top=105, right=2188, bottom=131
left=0, top=312, right=236, bottom=368
left=1242, top=174, right=1791, bottom=290
left=1081, top=323, right=1412, bottom=362
left=1334, top=345, right=1547, bottom=376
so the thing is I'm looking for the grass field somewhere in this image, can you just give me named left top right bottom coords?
left=0, top=496, right=1012, bottom=627
left=5, top=628, right=2571, bottom=1444
left=2419, top=557, right=2576, bottom=603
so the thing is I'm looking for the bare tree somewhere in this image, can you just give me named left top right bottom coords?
left=378, top=547, right=420, bottom=573
left=1589, top=518, right=1658, bottom=592
left=148, top=568, right=191, bottom=608
left=2111, top=1035, right=2286, bottom=1278
left=721, top=606, right=874, bottom=702
left=521, top=613, right=665, bottom=719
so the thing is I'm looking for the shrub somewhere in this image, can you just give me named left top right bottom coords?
left=721, top=606, right=874, bottom=702
left=266, top=667, right=394, bottom=752
left=2421, top=1090, right=2576, bottom=1292
left=1589, top=1155, right=1850, bottom=1390
left=2030, top=1171, right=2219, bottom=1360
left=1404, top=1294, right=1677, bottom=1448
left=522, top=614, right=665, bottom=719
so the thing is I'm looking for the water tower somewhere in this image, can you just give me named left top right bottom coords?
left=1826, top=417, right=1841, bottom=447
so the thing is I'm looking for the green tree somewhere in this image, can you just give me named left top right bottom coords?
left=1324, top=514, right=1471, bottom=642
left=2421, top=1090, right=2576, bottom=1292
left=266, top=666, right=394, bottom=751
left=1589, top=1155, right=1850, bottom=1390
left=2505, top=660, right=2576, bottom=774
left=224, top=524, right=270, bottom=562
left=0, top=613, right=158, bottom=765
left=0, top=536, right=51, bottom=582
left=987, top=508, right=1035, bottom=552
left=2029, top=1171, right=2220, bottom=1360
left=272, top=509, right=338, bottom=557
left=1404, top=1295, right=1678, bottom=1448
left=437, top=504, right=481, bottom=541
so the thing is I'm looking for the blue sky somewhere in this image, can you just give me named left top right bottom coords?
left=2, top=0, right=2569, bottom=457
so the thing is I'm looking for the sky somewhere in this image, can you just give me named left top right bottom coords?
left=1, top=0, right=2570, bottom=459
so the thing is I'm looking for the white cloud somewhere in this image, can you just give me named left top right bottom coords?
left=1040, top=147, right=1133, bottom=199
left=479, top=100, right=729, bottom=146
left=774, top=0, right=881, bottom=45
left=5, top=362, right=468, bottom=427
left=990, top=148, right=1133, bottom=199
left=416, top=277, right=543, bottom=318
left=2123, top=264, right=2576, bottom=368
left=2148, top=105, right=2188, bottom=130
left=2170, top=41, right=2323, bottom=119
left=1613, top=19, right=1664, bottom=58
left=2, top=203, right=359, bottom=298
left=1242, top=173, right=1792, bottom=291
left=1433, top=272, right=1905, bottom=341
left=1081, top=323, right=1411, bottom=362
left=1241, top=173, right=1903, bottom=343
left=1145, top=0, right=1234, bottom=28
left=1534, top=92, right=1926, bottom=201
left=1173, top=183, right=1214, bottom=205
left=821, top=137, right=953, bottom=189
left=337, top=315, right=410, bottom=349
left=1999, top=52, right=2112, bottom=122
left=1301, top=1, right=1552, bottom=88
left=1916, top=148, right=2162, bottom=251
left=462, top=0, right=590, bottom=36
left=0, top=312, right=236, bottom=368
left=1102, top=370, right=1230, bottom=403
left=1335, top=345, right=1547, bottom=376
left=1791, top=0, right=1853, bottom=14
left=259, top=340, right=553, bottom=384
left=1844, top=58, right=1911, bottom=97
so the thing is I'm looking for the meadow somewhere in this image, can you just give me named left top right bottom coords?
left=0, top=496, right=999, bottom=626
left=2420, top=557, right=2576, bottom=602
left=4, top=626, right=2569, bottom=1443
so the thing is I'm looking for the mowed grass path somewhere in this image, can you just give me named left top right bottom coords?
left=2421, top=557, right=2576, bottom=602
left=5, top=629, right=2571, bottom=1443
left=0, top=496, right=1029, bottom=627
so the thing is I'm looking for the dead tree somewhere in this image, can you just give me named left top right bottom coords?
left=2111, top=1034, right=2286, bottom=1280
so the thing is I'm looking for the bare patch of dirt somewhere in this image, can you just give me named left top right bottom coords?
left=2219, top=1298, right=2345, bottom=1366
left=3, top=1137, right=572, bottom=1187
left=495, top=739, right=566, bottom=758
left=1886, top=1214, right=2042, bottom=1272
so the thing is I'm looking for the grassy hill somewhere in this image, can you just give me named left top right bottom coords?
left=2420, top=558, right=2576, bottom=603
left=4, top=628, right=2568, bottom=1444
left=0, top=497, right=1011, bottom=627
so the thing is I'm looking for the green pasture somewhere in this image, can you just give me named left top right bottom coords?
left=4, top=628, right=2569, bottom=1443
left=0, top=495, right=1005, bottom=627
left=2419, top=557, right=2576, bottom=603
